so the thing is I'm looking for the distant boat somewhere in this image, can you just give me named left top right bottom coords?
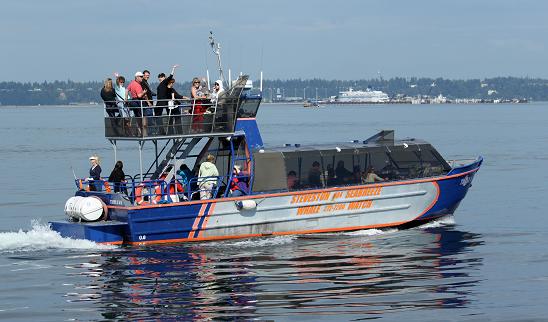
left=303, top=100, right=320, bottom=108
left=334, top=88, right=389, bottom=104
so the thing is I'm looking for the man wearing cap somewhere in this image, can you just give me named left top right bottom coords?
left=125, top=72, right=148, bottom=117
left=88, top=154, right=102, bottom=191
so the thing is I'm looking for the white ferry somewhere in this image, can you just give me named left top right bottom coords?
left=334, top=88, right=390, bottom=103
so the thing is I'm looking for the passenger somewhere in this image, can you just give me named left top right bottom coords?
left=326, top=164, right=336, bottom=186
left=210, top=80, right=224, bottom=104
left=307, top=161, right=322, bottom=187
left=125, top=72, right=148, bottom=117
left=166, top=78, right=189, bottom=134
left=178, top=164, right=193, bottom=187
left=352, top=165, right=362, bottom=183
left=155, top=65, right=179, bottom=116
left=191, top=77, right=208, bottom=132
left=197, top=154, right=219, bottom=200
left=100, top=78, right=117, bottom=117
left=141, top=69, right=155, bottom=109
left=88, top=154, right=102, bottom=191
left=108, top=160, right=126, bottom=193
left=287, top=170, right=299, bottom=190
left=113, top=74, right=128, bottom=117
left=335, top=160, right=353, bottom=184
left=363, top=166, right=385, bottom=184
left=229, top=165, right=248, bottom=197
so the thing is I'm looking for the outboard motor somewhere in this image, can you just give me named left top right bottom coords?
left=64, top=196, right=107, bottom=222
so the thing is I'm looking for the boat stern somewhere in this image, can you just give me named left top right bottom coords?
left=49, top=220, right=128, bottom=245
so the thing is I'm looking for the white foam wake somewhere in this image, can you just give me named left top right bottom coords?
left=416, top=215, right=456, bottom=229
left=203, top=235, right=297, bottom=249
left=0, top=220, right=116, bottom=253
left=343, top=228, right=399, bottom=236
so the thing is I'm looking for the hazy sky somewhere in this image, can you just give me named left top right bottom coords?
left=2, top=0, right=547, bottom=82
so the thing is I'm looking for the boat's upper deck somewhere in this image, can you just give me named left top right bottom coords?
left=103, top=76, right=261, bottom=141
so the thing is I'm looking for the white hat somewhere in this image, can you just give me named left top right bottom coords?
left=233, top=165, right=241, bottom=173
left=89, top=156, right=97, bottom=160
left=135, top=71, right=144, bottom=77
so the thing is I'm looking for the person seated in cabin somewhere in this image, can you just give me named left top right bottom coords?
left=307, top=161, right=322, bottom=188
left=287, top=170, right=300, bottom=190
left=352, top=165, right=362, bottom=184
left=100, top=78, right=118, bottom=117
left=326, top=164, right=336, bottom=186
left=108, top=160, right=127, bottom=194
left=88, top=154, right=102, bottom=191
left=198, top=154, right=219, bottom=199
left=362, top=166, right=385, bottom=184
left=335, top=160, right=353, bottom=184
left=229, top=165, right=249, bottom=197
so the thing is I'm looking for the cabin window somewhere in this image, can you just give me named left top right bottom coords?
left=282, top=151, right=323, bottom=190
left=253, top=152, right=287, bottom=192
left=321, top=149, right=363, bottom=187
left=237, top=98, right=261, bottom=118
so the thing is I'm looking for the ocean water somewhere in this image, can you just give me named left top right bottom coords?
left=1, top=102, right=548, bottom=321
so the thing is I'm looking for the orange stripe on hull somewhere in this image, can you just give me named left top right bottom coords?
left=188, top=204, right=208, bottom=239
left=198, top=203, right=215, bottom=238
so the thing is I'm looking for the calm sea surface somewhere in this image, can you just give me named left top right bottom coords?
left=1, top=102, right=548, bottom=321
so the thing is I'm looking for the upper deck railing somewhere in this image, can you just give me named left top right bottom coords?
left=104, top=76, right=255, bottom=140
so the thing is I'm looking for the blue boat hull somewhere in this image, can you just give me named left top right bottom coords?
left=50, top=158, right=481, bottom=245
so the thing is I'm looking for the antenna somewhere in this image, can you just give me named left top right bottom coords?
left=209, top=31, right=225, bottom=88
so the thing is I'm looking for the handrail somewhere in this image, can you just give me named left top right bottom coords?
left=102, top=96, right=239, bottom=138
left=74, top=174, right=238, bottom=205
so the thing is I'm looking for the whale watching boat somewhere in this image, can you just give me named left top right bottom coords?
left=50, top=36, right=482, bottom=246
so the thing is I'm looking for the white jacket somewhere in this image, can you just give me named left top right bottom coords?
left=198, top=161, right=219, bottom=185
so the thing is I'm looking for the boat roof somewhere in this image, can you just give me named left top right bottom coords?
left=259, top=130, right=432, bottom=153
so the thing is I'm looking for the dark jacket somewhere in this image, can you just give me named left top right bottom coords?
left=141, top=79, right=156, bottom=101
left=108, top=167, right=125, bottom=183
left=156, top=74, right=173, bottom=106
left=100, top=88, right=117, bottom=107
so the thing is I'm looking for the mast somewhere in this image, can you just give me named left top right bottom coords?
left=208, top=31, right=225, bottom=89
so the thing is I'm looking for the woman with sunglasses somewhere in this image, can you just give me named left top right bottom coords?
left=190, top=77, right=208, bottom=132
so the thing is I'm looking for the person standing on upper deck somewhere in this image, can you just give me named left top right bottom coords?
left=156, top=65, right=179, bottom=116
left=113, top=74, right=128, bottom=117
left=210, top=80, right=224, bottom=104
left=126, top=72, right=148, bottom=117
left=100, top=78, right=117, bottom=117
left=198, top=154, right=219, bottom=200
left=191, top=77, right=208, bottom=132
left=141, top=69, right=155, bottom=109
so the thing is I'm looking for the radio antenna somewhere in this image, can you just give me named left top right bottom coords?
left=209, top=31, right=226, bottom=88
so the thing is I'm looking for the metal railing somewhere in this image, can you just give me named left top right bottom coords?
left=103, top=97, right=238, bottom=138
left=74, top=173, right=251, bottom=206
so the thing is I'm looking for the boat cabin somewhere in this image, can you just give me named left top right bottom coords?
left=253, top=131, right=452, bottom=194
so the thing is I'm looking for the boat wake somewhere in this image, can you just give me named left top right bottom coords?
left=203, top=235, right=298, bottom=249
left=416, top=215, right=456, bottom=229
left=0, top=220, right=117, bottom=254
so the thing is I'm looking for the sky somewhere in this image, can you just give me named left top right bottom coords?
left=2, top=0, right=548, bottom=82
